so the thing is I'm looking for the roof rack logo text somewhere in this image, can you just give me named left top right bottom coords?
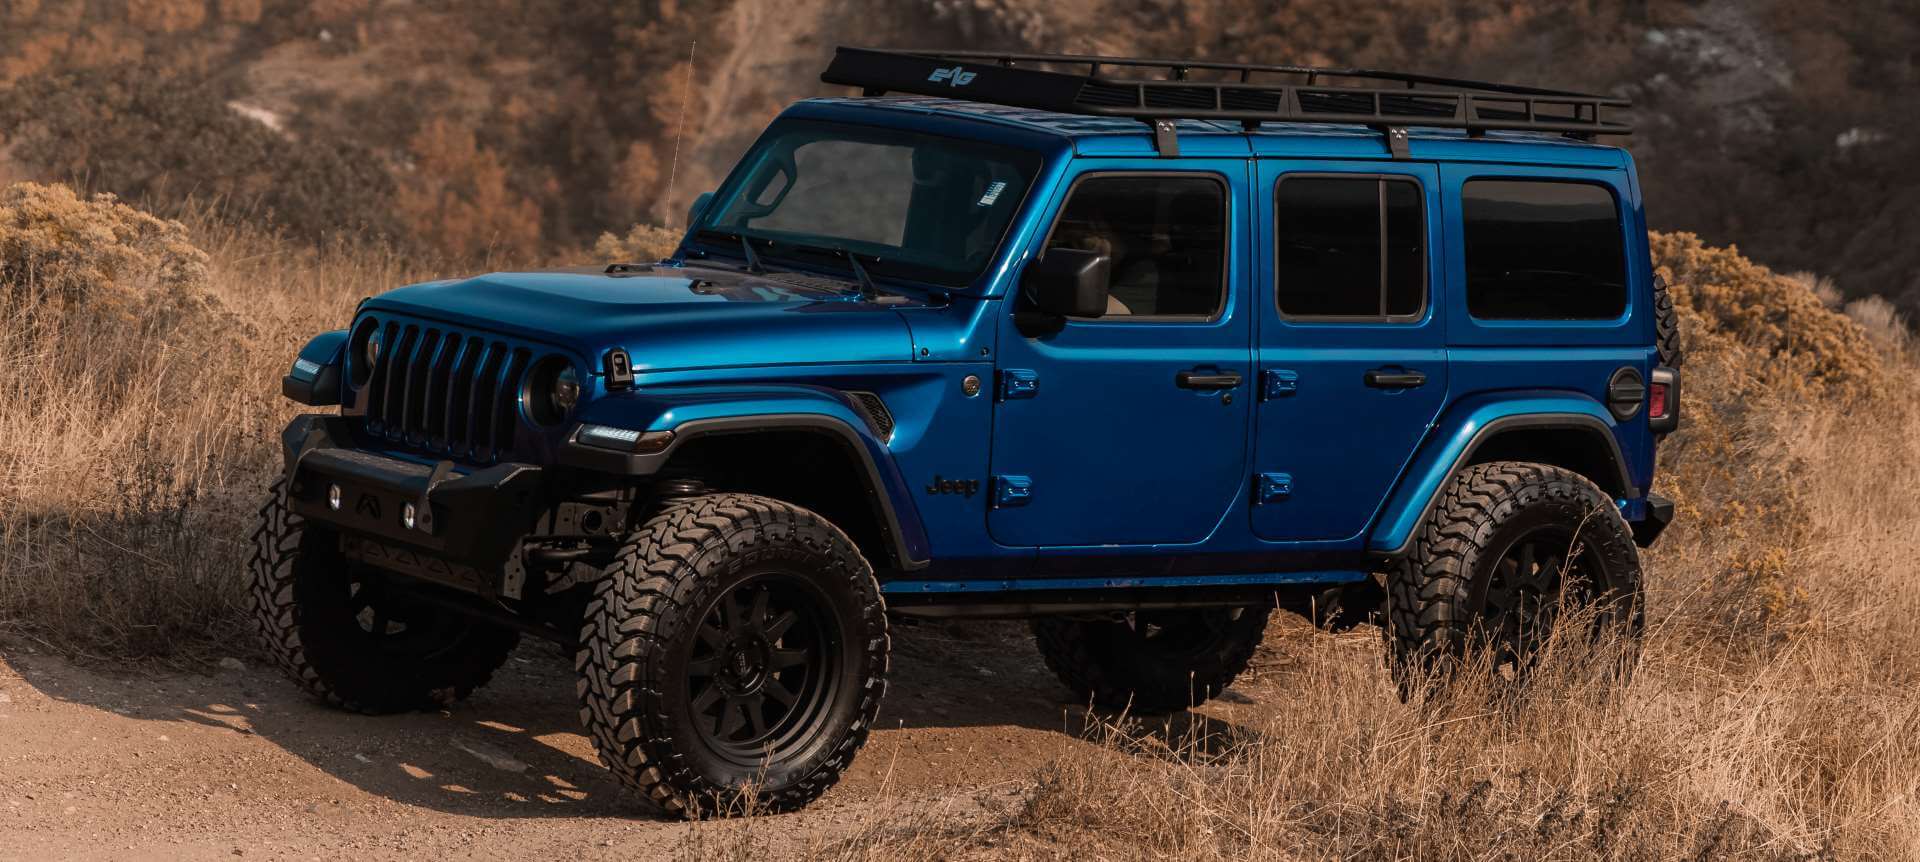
left=928, top=66, right=977, bottom=87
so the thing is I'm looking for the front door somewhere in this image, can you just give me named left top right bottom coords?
left=989, top=165, right=1252, bottom=548
left=1250, top=162, right=1449, bottom=543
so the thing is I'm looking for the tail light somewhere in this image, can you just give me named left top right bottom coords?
left=1648, top=367, right=1679, bottom=434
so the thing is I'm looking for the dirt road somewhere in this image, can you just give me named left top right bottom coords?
left=0, top=620, right=1300, bottom=860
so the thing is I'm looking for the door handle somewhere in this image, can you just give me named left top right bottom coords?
left=1176, top=370, right=1242, bottom=391
left=1364, top=368, right=1427, bottom=389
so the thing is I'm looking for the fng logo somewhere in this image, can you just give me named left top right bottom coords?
left=927, top=66, right=977, bottom=87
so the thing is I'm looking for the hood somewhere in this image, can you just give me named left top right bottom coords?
left=361, top=263, right=925, bottom=374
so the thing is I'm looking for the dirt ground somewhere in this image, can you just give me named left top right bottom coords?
left=0, top=619, right=1305, bottom=860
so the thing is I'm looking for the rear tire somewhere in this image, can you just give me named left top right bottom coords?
left=249, top=479, right=520, bottom=714
left=1031, top=606, right=1270, bottom=713
left=1386, top=462, right=1643, bottom=691
left=574, top=493, right=888, bottom=817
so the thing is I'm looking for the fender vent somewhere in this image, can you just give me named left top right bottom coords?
left=847, top=391, right=895, bottom=440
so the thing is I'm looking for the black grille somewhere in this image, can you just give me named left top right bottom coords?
left=361, top=320, right=535, bottom=462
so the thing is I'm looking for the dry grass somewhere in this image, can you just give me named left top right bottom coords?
left=3, top=184, right=1918, bottom=856
left=0, top=183, right=422, bottom=659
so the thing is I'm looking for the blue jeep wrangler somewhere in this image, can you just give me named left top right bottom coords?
left=257, top=48, right=1679, bottom=816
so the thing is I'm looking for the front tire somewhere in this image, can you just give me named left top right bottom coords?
left=1386, top=462, right=1644, bottom=689
left=574, top=493, right=888, bottom=817
left=1032, top=606, right=1271, bottom=713
left=249, top=479, right=521, bottom=714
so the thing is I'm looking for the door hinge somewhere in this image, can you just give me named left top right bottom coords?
left=1255, top=472, right=1293, bottom=504
left=993, top=475, right=1033, bottom=509
left=1260, top=369, right=1299, bottom=400
left=997, top=369, right=1039, bottom=402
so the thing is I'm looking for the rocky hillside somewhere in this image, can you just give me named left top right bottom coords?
left=2, top=0, right=1916, bottom=312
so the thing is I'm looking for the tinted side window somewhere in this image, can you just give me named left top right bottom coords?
left=1045, top=175, right=1225, bottom=318
left=1275, top=177, right=1425, bottom=319
left=1463, top=180, right=1627, bottom=320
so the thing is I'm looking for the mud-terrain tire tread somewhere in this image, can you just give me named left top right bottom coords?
left=1653, top=273, right=1683, bottom=369
left=1385, top=461, right=1643, bottom=683
left=249, top=478, right=519, bottom=714
left=1031, top=606, right=1271, bottom=713
left=573, top=493, right=888, bottom=818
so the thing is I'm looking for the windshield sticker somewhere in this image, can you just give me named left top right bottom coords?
left=977, top=181, right=1008, bottom=207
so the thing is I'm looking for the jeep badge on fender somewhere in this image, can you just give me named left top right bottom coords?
left=259, top=45, right=1672, bottom=819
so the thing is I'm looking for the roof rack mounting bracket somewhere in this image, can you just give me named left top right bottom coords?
left=1150, top=119, right=1180, bottom=157
left=1380, top=125, right=1410, bottom=160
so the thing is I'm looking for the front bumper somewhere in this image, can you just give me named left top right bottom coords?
left=279, top=415, right=546, bottom=588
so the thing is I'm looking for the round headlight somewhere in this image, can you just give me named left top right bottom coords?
left=525, top=356, right=581, bottom=426
left=552, top=366, right=581, bottom=415
left=348, top=319, right=382, bottom=388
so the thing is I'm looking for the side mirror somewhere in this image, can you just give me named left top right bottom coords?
left=686, top=191, right=715, bottom=229
left=1020, top=248, right=1111, bottom=319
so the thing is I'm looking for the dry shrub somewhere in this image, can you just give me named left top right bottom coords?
left=593, top=223, right=683, bottom=263
left=0, top=182, right=211, bottom=315
left=125, top=0, right=206, bottom=34
left=1653, top=231, right=1887, bottom=401
left=1647, top=230, right=1899, bottom=641
left=0, top=182, right=415, bottom=660
left=393, top=118, right=544, bottom=261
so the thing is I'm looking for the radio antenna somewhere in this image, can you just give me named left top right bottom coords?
left=666, top=39, right=697, bottom=227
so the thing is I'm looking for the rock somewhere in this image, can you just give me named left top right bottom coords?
left=1217, top=689, right=1256, bottom=705
left=0, top=691, right=11, bottom=703
left=454, top=740, right=529, bottom=774
left=218, top=658, right=246, bottom=672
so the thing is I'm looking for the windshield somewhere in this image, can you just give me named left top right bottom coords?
left=698, top=119, right=1042, bottom=287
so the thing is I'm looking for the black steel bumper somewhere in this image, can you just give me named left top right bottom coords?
left=1632, top=492, right=1675, bottom=547
left=279, top=415, right=546, bottom=579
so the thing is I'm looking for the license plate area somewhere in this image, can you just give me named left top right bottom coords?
left=341, top=534, right=493, bottom=596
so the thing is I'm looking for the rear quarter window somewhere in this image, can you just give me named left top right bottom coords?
left=1462, top=180, right=1627, bottom=320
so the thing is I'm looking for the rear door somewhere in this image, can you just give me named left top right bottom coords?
left=1250, top=161, right=1449, bottom=542
left=989, top=164, right=1253, bottom=548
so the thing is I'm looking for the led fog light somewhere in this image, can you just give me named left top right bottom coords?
left=402, top=502, right=417, bottom=530
left=328, top=484, right=342, bottom=511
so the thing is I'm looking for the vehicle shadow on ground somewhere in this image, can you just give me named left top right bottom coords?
left=0, top=619, right=1264, bottom=821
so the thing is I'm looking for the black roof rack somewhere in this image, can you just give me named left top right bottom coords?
left=821, top=47, right=1630, bottom=157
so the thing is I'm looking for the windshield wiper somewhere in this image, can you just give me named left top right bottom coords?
left=840, top=249, right=879, bottom=303
left=693, top=229, right=768, bottom=274
left=737, top=234, right=765, bottom=274
left=772, top=241, right=894, bottom=302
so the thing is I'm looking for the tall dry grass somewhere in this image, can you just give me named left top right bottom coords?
left=0, top=183, right=423, bottom=658
left=4, top=184, right=1918, bottom=857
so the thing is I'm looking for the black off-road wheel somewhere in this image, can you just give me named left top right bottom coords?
left=574, top=493, right=888, bottom=818
left=1031, top=606, right=1271, bottom=713
left=1386, top=462, right=1644, bottom=691
left=250, top=479, right=521, bottom=714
